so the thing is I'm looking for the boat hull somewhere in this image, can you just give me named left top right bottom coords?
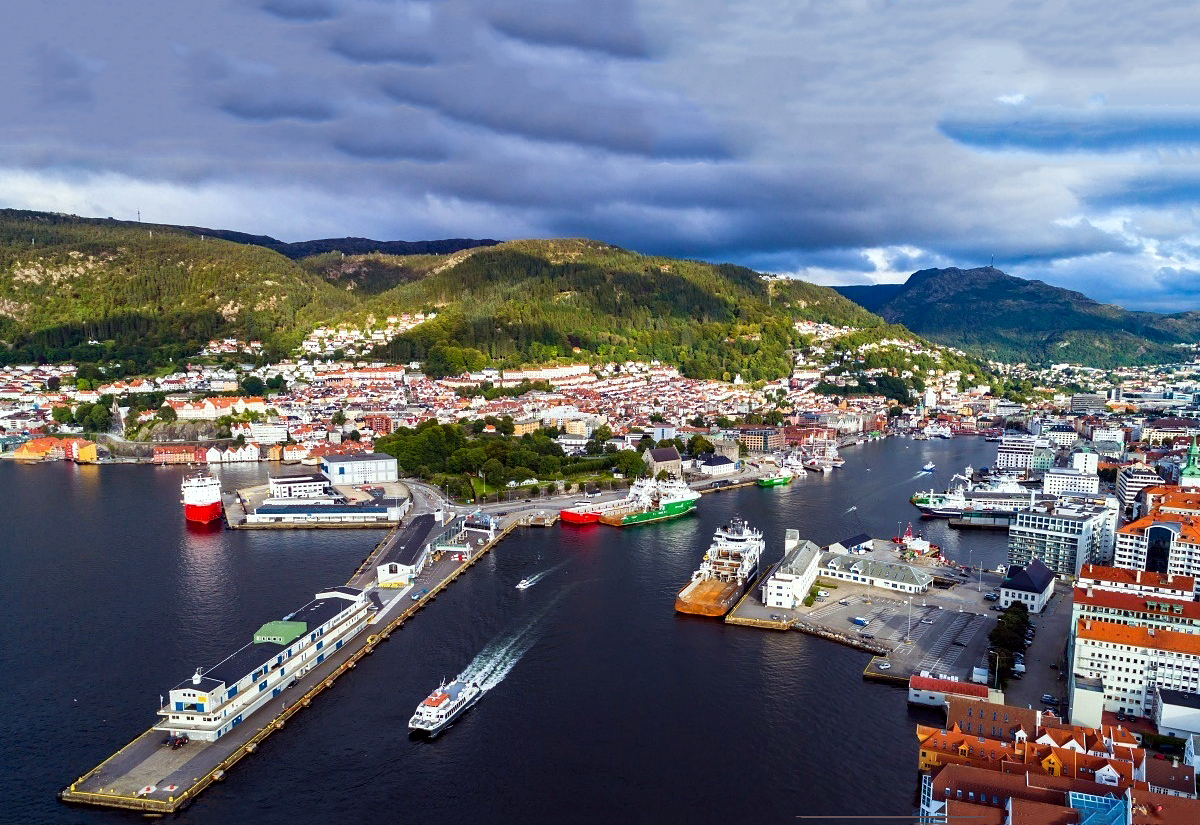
left=559, top=509, right=600, bottom=525
left=756, top=475, right=792, bottom=487
left=184, top=500, right=223, bottom=524
left=674, top=569, right=755, bottom=617
left=600, top=500, right=697, bottom=527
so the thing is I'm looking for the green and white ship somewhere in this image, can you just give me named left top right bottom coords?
left=756, top=469, right=794, bottom=487
left=598, top=478, right=700, bottom=526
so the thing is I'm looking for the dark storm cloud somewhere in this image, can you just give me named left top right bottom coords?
left=259, top=0, right=344, bottom=22
left=483, top=0, right=650, bottom=58
left=326, top=19, right=435, bottom=65
left=29, top=45, right=104, bottom=106
left=219, top=90, right=337, bottom=122
left=7, top=0, right=1200, bottom=310
left=377, top=66, right=726, bottom=158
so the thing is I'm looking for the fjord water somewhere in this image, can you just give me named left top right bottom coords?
left=1, top=437, right=1006, bottom=824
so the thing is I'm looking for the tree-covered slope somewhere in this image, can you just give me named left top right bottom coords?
left=358, top=239, right=883, bottom=380
left=0, top=209, right=357, bottom=367
left=834, top=266, right=1200, bottom=366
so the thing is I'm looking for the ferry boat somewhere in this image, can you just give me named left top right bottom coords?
left=408, top=677, right=482, bottom=736
left=181, top=471, right=223, bottom=524
left=756, top=469, right=794, bottom=487
left=674, top=517, right=764, bottom=617
left=593, top=479, right=701, bottom=527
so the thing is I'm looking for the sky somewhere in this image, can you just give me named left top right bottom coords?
left=6, top=1, right=1200, bottom=311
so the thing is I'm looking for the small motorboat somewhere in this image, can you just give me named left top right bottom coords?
left=516, top=578, right=533, bottom=590
left=922, top=462, right=936, bottom=472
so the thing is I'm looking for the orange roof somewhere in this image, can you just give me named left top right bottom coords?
left=1076, top=617, right=1200, bottom=654
left=1074, top=585, right=1200, bottom=619
left=909, top=674, right=990, bottom=698
left=1078, top=565, right=1196, bottom=592
left=1130, top=788, right=1200, bottom=825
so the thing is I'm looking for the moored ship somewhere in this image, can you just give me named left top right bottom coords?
left=756, top=468, right=794, bottom=487
left=558, top=490, right=639, bottom=525
left=181, top=471, right=223, bottom=524
left=408, top=677, right=482, bottom=736
left=594, top=478, right=700, bottom=527
left=675, top=517, right=764, bottom=617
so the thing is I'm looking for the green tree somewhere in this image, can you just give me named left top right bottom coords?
left=331, top=409, right=346, bottom=426
left=241, top=375, right=266, bottom=396
left=482, top=458, right=506, bottom=488
left=52, top=405, right=74, bottom=424
left=157, top=404, right=177, bottom=422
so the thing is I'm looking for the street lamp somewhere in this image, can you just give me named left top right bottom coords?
left=906, top=597, right=912, bottom=643
left=989, top=650, right=1001, bottom=689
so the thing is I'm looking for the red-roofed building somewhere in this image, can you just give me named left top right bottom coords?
left=909, top=674, right=992, bottom=707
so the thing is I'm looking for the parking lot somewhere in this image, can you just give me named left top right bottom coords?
left=802, top=590, right=995, bottom=681
left=731, top=564, right=1016, bottom=684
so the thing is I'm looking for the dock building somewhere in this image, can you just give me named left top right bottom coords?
left=268, top=474, right=329, bottom=499
left=320, top=452, right=399, bottom=485
left=760, top=530, right=821, bottom=609
left=376, top=513, right=467, bottom=587
left=816, top=550, right=933, bottom=594
left=156, top=587, right=370, bottom=742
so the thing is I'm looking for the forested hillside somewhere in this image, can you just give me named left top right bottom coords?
left=1, top=211, right=895, bottom=383
left=0, top=210, right=355, bottom=370
left=361, top=240, right=881, bottom=380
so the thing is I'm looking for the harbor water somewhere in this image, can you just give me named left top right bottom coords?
left=1, top=436, right=1007, bottom=824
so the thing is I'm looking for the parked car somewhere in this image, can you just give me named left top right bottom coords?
left=1041, top=694, right=1057, bottom=704
left=920, top=618, right=935, bottom=624
left=878, top=662, right=891, bottom=670
left=411, top=588, right=429, bottom=601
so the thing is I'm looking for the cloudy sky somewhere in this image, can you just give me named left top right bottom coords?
left=6, top=1, right=1200, bottom=311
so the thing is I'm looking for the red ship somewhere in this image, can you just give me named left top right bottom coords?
left=181, top=471, right=223, bottom=524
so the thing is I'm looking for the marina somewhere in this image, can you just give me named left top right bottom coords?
left=4, top=436, right=1015, bottom=825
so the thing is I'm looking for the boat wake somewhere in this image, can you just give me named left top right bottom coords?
left=460, top=586, right=572, bottom=692
left=844, top=506, right=857, bottom=513
left=517, top=560, right=568, bottom=590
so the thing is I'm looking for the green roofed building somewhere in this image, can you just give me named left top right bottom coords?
left=254, top=620, right=307, bottom=646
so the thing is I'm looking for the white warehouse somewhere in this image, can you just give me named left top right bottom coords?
left=321, top=453, right=399, bottom=485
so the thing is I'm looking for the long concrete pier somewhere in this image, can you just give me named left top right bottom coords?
left=59, top=517, right=519, bottom=814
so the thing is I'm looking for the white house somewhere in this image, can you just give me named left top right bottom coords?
left=761, top=531, right=821, bottom=609
left=697, top=454, right=737, bottom=476
left=998, top=558, right=1056, bottom=613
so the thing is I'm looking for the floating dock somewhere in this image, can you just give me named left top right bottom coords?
left=59, top=516, right=518, bottom=814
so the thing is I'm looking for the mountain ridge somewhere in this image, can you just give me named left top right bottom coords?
left=833, top=266, right=1200, bottom=367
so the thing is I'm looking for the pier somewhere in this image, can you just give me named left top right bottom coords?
left=60, top=513, right=519, bottom=815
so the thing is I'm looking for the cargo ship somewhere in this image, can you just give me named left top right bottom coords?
left=181, top=471, right=223, bottom=524
left=408, top=677, right=482, bottom=737
left=674, top=517, right=764, bottom=617
left=756, top=469, right=794, bottom=487
left=597, top=478, right=700, bottom=527
left=911, top=466, right=1047, bottom=518
left=558, top=484, right=649, bottom=525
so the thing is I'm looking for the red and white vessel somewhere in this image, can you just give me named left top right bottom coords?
left=181, top=471, right=224, bottom=524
